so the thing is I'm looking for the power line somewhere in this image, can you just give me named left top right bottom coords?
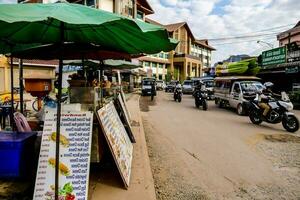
left=207, top=23, right=294, bottom=38
left=213, top=36, right=276, bottom=46
left=209, top=32, right=279, bottom=41
left=207, top=23, right=294, bottom=41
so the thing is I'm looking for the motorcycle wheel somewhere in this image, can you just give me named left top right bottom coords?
left=195, top=100, right=200, bottom=108
left=178, top=95, right=182, bottom=102
left=214, top=98, right=218, bottom=105
left=282, top=115, right=299, bottom=133
left=174, top=95, right=177, bottom=101
left=202, top=100, right=208, bottom=111
left=218, top=99, right=224, bottom=108
left=249, top=111, right=262, bottom=125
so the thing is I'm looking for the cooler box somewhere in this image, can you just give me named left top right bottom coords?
left=0, top=132, right=36, bottom=178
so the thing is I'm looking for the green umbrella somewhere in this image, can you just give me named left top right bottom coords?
left=0, top=3, right=177, bottom=55
left=0, top=3, right=177, bottom=199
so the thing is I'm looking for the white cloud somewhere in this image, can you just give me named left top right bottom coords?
left=0, top=0, right=17, bottom=3
left=147, top=0, right=300, bottom=65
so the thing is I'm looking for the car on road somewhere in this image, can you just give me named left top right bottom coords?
left=182, top=80, right=194, bottom=94
left=156, top=80, right=166, bottom=90
left=141, top=78, right=156, bottom=96
left=165, top=80, right=179, bottom=93
left=214, top=76, right=263, bottom=115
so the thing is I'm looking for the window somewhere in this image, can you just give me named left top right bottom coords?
left=120, top=0, right=133, bottom=17
left=86, top=0, right=95, bottom=7
left=233, top=83, right=241, bottom=94
left=137, top=10, right=144, bottom=20
left=159, top=53, right=164, bottom=58
left=174, top=30, right=179, bottom=40
left=164, top=53, right=169, bottom=59
left=159, top=64, right=163, bottom=68
left=144, top=61, right=150, bottom=67
left=152, top=63, right=157, bottom=68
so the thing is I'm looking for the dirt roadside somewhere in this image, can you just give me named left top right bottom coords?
left=140, top=93, right=300, bottom=200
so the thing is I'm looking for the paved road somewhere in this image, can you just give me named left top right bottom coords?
left=141, top=91, right=300, bottom=200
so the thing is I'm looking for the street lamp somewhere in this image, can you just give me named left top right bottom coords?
left=257, top=40, right=274, bottom=48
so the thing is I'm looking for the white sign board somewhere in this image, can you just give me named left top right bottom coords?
left=120, top=90, right=132, bottom=121
left=117, top=94, right=135, bottom=143
left=34, top=111, right=93, bottom=200
left=97, top=102, right=133, bottom=188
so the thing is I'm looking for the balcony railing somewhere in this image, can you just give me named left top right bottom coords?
left=174, top=53, right=201, bottom=61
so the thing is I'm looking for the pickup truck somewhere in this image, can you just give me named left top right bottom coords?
left=214, top=76, right=263, bottom=115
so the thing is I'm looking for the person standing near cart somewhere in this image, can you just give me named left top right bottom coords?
left=151, top=81, right=156, bottom=101
left=102, top=76, right=112, bottom=97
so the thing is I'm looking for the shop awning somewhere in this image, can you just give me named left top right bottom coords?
left=65, top=59, right=142, bottom=70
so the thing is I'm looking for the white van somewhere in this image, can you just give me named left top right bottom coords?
left=214, top=76, right=263, bottom=115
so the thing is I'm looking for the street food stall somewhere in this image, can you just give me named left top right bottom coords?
left=0, top=2, right=177, bottom=200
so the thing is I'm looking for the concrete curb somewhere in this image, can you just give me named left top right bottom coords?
left=90, top=94, right=156, bottom=200
left=130, top=94, right=157, bottom=200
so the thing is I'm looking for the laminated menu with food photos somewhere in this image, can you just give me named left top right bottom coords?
left=97, top=101, right=133, bottom=188
left=33, top=110, right=93, bottom=200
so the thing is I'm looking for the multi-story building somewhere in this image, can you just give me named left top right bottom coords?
left=277, top=21, right=300, bottom=47
left=19, top=0, right=153, bottom=20
left=257, top=21, right=300, bottom=98
left=139, top=20, right=216, bottom=82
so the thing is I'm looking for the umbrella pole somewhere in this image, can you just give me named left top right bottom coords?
left=99, top=61, right=103, bottom=106
left=55, top=58, right=63, bottom=200
left=55, top=23, right=64, bottom=200
left=19, top=59, right=24, bottom=114
left=10, top=56, right=14, bottom=130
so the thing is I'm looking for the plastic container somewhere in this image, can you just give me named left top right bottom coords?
left=0, top=131, right=36, bottom=178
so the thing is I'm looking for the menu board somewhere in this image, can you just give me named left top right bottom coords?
left=33, top=111, right=93, bottom=200
left=116, top=94, right=135, bottom=143
left=120, top=90, right=132, bottom=121
left=97, top=102, right=133, bottom=188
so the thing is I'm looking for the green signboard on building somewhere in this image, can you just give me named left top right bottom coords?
left=285, top=66, right=299, bottom=74
left=262, top=47, right=286, bottom=67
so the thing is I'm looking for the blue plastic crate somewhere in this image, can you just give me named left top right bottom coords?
left=0, top=131, right=36, bottom=178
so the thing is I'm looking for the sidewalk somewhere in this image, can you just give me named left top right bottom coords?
left=89, top=94, right=156, bottom=200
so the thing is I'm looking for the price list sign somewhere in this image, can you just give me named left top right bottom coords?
left=97, top=102, right=133, bottom=188
left=117, top=94, right=135, bottom=143
left=33, top=111, right=93, bottom=200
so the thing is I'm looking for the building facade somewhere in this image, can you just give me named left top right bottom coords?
left=0, top=56, right=56, bottom=93
left=277, top=21, right=300, bottom=47
left=139, top=20, right=216, bottom=82
left=257, top=21, right=300, bottom=107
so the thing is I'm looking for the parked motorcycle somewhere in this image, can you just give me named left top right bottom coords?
left=173, top=84, right=182, bottom=102
left=194, top=89, right=208, bottom=110
left=248, top=92, right=299, bottom=133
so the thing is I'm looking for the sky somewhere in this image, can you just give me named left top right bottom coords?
left=0, top=0, right=299, bottom=65
left=147, top=0, right=300, bottom=64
